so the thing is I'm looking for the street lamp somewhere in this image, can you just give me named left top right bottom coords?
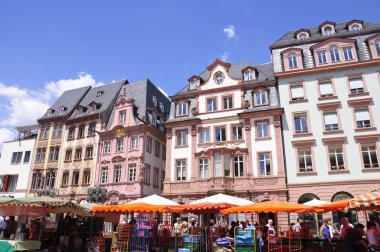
left=87, top=186, right=107, bottom=203
left=36, top=186, right=56, bottom=197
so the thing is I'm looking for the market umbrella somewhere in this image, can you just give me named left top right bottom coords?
left=167, top=202, right=237, bottom=214
left=92, top=203, right=173, bottom=213
left=303, top=199, right=329, bottom=237
left=189, top=193, right=253, bottom=206
left=311, top=199, right=351, bottom=213
left=127, top=194, right=180, bottom=206
left=348, top=191, right=380, bottom=211
left=221, top=200, right=313, bottom=214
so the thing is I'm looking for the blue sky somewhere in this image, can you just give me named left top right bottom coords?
left=0, top=0, right=379, bottom=147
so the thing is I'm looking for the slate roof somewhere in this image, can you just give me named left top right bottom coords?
left=175, top=62, right=275, bottom=96
left=106, top=79, right=171, bottom=129
left=270, top=21, right=380, bottom=48
left=38, top=86, right=91, bottom=122
left=68, top=80, right=126, bottom=120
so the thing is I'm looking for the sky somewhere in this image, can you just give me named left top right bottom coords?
left=0, top=0, right=379, bottom=149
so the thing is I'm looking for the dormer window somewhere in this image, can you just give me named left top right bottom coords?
left=214, top=72, right=224, bottom=84
left=244, top=70, right=254, bottom=81
left=80, top=107, right=87, bottom=114
left=176, top=101, right=188, bottom=117
left=159, top=102, right=164, bottom=112
left=151, top=112, right=157, bottom=126
left=58, top=107, right=65, bottom=114
left=350, top=24, right=361, bottom=32
left=97, top=91, right=104, bottom=97
left=376, top=39, right=380, bottom=56
left=323, top=26, right=334, bottom=36
left=329, top=45, right=340, bottom=62
left=152, top=96, right=157, bottom=107
left=189, top=79, right=200, bottom=90
left=288, top=52, right=298, bottom=68
left=298, top=33, right=308, bottom=40
left=46, top=109, right=53, bottom=116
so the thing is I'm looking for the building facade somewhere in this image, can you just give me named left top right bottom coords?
left=271, top=20, right=380, bottom=223
left=163, top=59, right=288, bottom=225
left=95, top=79, right=170, bottom=204
left=58, top=81, right=125, bottom=200
left=0, top=126, right=37, bottom=198
left=29, top=86, right=91, bottom=195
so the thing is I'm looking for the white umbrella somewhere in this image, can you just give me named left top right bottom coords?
left=189, top=193, right=253, bottom=206
left=303, top=199, right=328, bottom=237
left=127, top=194, right=180, bottom=206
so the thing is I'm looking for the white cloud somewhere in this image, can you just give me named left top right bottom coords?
left=221, top=52, right=229, bottom=62
left=0, top=128, right=14, bottom=152
left=223, top=25, right=236, bottom=40
left=0, top=73, right=104, bottom=145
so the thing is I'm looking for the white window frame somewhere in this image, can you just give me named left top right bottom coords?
left=234, top=156, right=244, bottom=177
left=200, top=129, right=210, bottom=144
left=232, top=126, right=243, bottom=140
left=116, top=138, right=124, bottom=152
left=329, top=146, right=345, bottom=170
left=119, top=111, right=126, bottom=123
left=176, top=160, right=186, bottom=181
left=114, top=165, right=122, bottom=183
left=207, top=98, right=217, bottom=112
left=101, top=167, right=108, bottom=184
left=259, top=153, right=271, bottom=176
left=298, top=148, right=313, bottom=172
left=104, top=140, right=111, bottom=154
left=317, top=51, right=328, bottom=64
left=362, top=144, right=379, bottom=168
left=288, top=52, right=298, bottom=68
left=257, top=122, right=269, bottom=138
left=199, top=158, right=208, bottom=180
left=128, top=164, right=136, bottom=182
left=130, top=135, right=138, bottom=150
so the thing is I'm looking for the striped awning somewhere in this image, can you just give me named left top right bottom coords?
left=349, top=191, right=380, bottom=210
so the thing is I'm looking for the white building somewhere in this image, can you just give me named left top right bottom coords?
left=0, top=126, right=37, bottom=198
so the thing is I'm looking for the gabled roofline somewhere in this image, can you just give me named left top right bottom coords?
left=294, top=29, right=311, bottom=37
left=280, top=47, right=303, bottom=55
left=310, top=37, right=356, bottom=50
left=319, top=21, right=336, bottom=31
left=241, top=66, right=257, bottom=72
left=346, top=19, right=364, bottom=28
left=206, top=59, right=231, bottom=71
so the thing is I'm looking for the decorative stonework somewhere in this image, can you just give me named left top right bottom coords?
left=112, top=155, right=126, bottom=163
left=254, top=178, right=278, bottom=186
left=126, top=184, right=137, bottom=193
left=170, top=183, right=190, bottom=190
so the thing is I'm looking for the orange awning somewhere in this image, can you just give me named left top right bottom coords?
left=92, top=203, right=172, bottom=213
left=349, top=191, right=380, bottom=211
left=311, top=199, right=351, bottom=213
left=221, top=201, right=313, bottom=214
left=167, top=202, right=237, bottom=214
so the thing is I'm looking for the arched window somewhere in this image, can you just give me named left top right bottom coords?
left=298, top=33, right=308, bottom=40
left=214, top=72, right=224, bottom=84
left=375, top=39, right=380, bottom=57
left=329, top=45, right=340, bottom=62
left=350, top=24, right=361, bottom=32
left=288, top=52, right=298, bottom=68
left=331, top=192, right=358, bottom=226
left=298, top=194, right=322, bottom=231
left=298, top=193, right=320, bottom=204
left=324, top=26, right=333, bottom=36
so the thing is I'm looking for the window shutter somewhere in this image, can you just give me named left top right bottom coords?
left=349, top=78, right=364, bottom=89
left=319, top=82, right=333, bottom=95
left=324, top=112, right=338, bottom=124
left=291, top=86, right=304, bottom=98
left=355, top=109, right=370, bottom=121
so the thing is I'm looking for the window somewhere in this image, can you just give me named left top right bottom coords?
left=31, top=172, right=42, bottom=190
left=317, top=51, right=328, bottom=64
left=130, top=135, right=138, bottom=150
left=119, top=111, right=126, bottom=123
left=62, top=172, right=69, bottom=186
left=255, top=90, right=268, bottom=105
left=207, top=98, right=217, bottom=112
left=329, top=45, right=340, bottom=62
left=349, top=77, right=364, bottom=94
left=244, top=71, right=254, bottom=81
left=214, top=155, right=222, bottom=177
left=176, top=160, right=186, bottom=180
left=161, top=171, right=165, bottom=189
left=234, top=156, right=244, bottom=177
left=85, top=146, right=93, bottom=159
left=324, top=112, right=339, bottom=131
left=159, top=102, right=165, bottom=112
left=155, top=141, right=160, bottom=157
left=376, top=39, right=380, bottom=56
left=48, top=146, right=60, bottom=162
left=65, top=149, right=72, bottom=161
left=257, top=121, right=269, bottom=138
left=215, top=126, right=226, bottom=142
left=290, top=85, right=304, bottom=100
left=177, top=102, right=188, bottom=116
left=343, top=47, right=354, bottom=60
left=75, top=148, right=82, bottom=160
left=288, top=52, right=298, bottom=68
left=144, top=165, right=151, bottom=184
left=80, top=107, right=87, bottom=114
left=114, top=165, right=122, bottom=183
left=362, top=144, right=379, bottom=168
left=11, top=152, right=23, bottom=164
left=68, top=128, right=75, bottom=140
left=190, top=79, right=199, bottom=90
left=199, top=158, right=208, bottom=179
left=329, top=146, right=345, bottom=170
left=351, top=24, right=361, bottom=31
left=200, top=128, right=210, bottom=144
left=2, top=175, right=18, bottom=192
left=232, top=126, right=243, bottom=140
left=151, top=112, right=157, bottom=126
left=88, top=124, right=96, bottom=136
left=324, top=26, right=333, bottom=36
left=35, top=148, right=46, bottom=163
left=298, top=33, right=308, bottom=40
left=82, top=170, right=91, bottom=185
left=259, top=153, right=271, bottom=176
left=294, top=113, right=309, bottom=134
left=103, top=140, right=111, bottom=154
left=176, top=130, right=187, bottom=146
left=72, top=171, right=79, bottom=185
left=101, top=167, right=108, bottom=184
left=97, top=91, right=104, bottom=97
left=146, top=137, right=152, bottom=152
left=223, top=96, right=233, bottom=109
left=319, top=80, right=334, bottom=97
left=78, top=126, right=85, bottom=138
left=52, top=125, right=63, bottom=139
left=39, top=127, right=50, bottom=140
left=355, top=108, right=371, bottom=128
left=153, top=168, right=159, bottom=187
left=116, top=138, right=124, bottom=152
left=214, top=72, right=224, bottom=84
left=59, top=107, right=65, bottom=114
left=162, top=146, right=166, bottom=160
left=46, top=110, right=52, bottom=116
left=23, top=151, right=31, bottom=163
left=45, top=170, right=56, bottom=189
left=298, top=148, right=313, bottom=172
left=152, top=96, right=157, bottom=107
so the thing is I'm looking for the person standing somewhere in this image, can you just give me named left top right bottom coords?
left=340, top=217, right=354, bottom=239
left=320, top=219, right=333, bottom=242
left=343, top=223, right=368, bottom=252
left=367, top=221, right=380, bottom=246
left=173, top=217, right=181, bottom=236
